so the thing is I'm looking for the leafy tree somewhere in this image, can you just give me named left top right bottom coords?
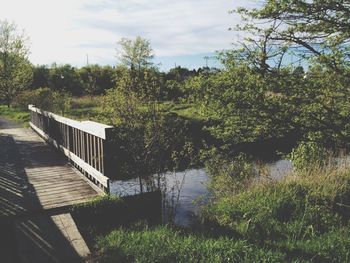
left=116, top=36, right=154, bottom=72
left=165, top=66, right=197, bottom=82
left=48, top=64, right=83, bottom=96
left=0, top=20, right=32, bottom=106
left=102, top=68, right=166, bottom=179
left=30, top=64, right=50, bottom=89
left=116, top=36, right=154, bottom=92
left=187, top=1, right=350, bottom=149
left=235, top=0, right=350, bottom=72
left=78, top=65, right=115, bottom=96
left=190, top=64, right=296, bottom=144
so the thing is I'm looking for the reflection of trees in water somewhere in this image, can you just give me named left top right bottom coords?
left=110, top=170, right=193, bottom=224
left=159, top=171, right=187, bottom=225
left=137, top=171, right=187, bottom=225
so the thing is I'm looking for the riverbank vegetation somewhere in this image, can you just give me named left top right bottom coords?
left=73, top=151, right=350, bottom=262
left=0, top=105, right=30, bottom=127
left=1, top=0, right=350, bottom=262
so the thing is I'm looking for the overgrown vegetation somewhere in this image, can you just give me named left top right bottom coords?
left=86, top=152, right=350, bottom=262
left=2, top=1, right=350, bottom=262
left=11, top=87, right=71, bottom=113
left=96, top=226, right=285, bottom=263
left=201, top=147, right=350, bottom=262
left=0, top=105, right=29, bottom=126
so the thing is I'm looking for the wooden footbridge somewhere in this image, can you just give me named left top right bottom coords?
left=0, top=105, right=115, bottom=262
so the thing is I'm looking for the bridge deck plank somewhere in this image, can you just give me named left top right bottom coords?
left=0, top=118, right=99, bottom=262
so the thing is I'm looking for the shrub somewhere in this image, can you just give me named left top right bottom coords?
left=11, top=87, right=71, bottom=113
left=288, top=140, right=329, bottom=173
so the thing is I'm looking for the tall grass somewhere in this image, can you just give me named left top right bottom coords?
left=88, top=152, right=350, bottom=262
left=202, top=157, right=350, bottom=262
left=64, top=96, right=102, bottom=120
left=0, top=105, right=30, bottom=126
left=96, top=226, right=284, bottom=263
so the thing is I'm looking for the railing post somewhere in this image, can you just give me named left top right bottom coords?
left=103, top=127, right=114, bottom=190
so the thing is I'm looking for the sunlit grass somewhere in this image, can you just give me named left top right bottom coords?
left=202, top=158, right=350, bottom=262
left=0, top=105, right=30, bottom=127
left=96, top=226, right=284, bottom=263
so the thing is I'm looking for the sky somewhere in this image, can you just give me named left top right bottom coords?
left=0, top=0, right=256, bottom=71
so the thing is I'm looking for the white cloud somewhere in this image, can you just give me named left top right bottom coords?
left=0, top=0, right=256, bottom=66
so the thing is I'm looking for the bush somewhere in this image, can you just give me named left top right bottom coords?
left=11, top=87, right=71, bottom=113
left=288, top=140, right=329, bottom=173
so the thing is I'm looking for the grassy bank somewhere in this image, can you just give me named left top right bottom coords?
left=0, top=105, right=30, bottom=127
left=67, top=96, right=205, bottom=122
left=202, top=162, right=350, bottom=262
left=2, top=93, right=204, bottom=125
left=71, top=192, right=162, bottom=249
left=96, top=226, right=284, bottom=263
left=79, top=159, right=350, bottom=263
left=66, top=96, right=102, bottom=120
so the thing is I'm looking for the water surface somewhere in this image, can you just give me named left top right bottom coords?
left=110, top=159, right=295, bottom=226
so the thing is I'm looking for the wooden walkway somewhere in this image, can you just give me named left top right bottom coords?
left=0, top=118, right=99, bottom=262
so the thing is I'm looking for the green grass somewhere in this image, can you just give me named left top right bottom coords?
left=90, top=160, right=350, bottom=262
left=95, top=226, right=284, bottom=263
left=202, top=163, right=350, bottom=262
left=71, top=192, right=162, bottom=249
left=71, top=195, right=125, bottom=245
left=70, top=96, right=102, bottom=109
left=158, top=101, right=206, bottom=122
left=0, top=105, right=30, bottom=127
left=62, top=96, right=102, bottom=121
left=65, top=97, right=203, bottom=123
left=64, top=106, right=101, bottom=120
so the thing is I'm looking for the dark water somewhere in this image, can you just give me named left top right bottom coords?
left=109, top=159, right=295, bottom=226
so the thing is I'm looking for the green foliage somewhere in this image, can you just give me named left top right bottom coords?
left=64, top=96, right=101, bottom=120
left=288, top=140, right=329, bottom=172
left=184, top=57, right=350, bottom=148
left=102, top=67, right=204, bottom=179
left=103, top=113, right=202, bottom=179
left=203, top=155, right=350, bottom=262
left=117, top=36, right=154, bottom=71
left=96, top=226, right=284, bottom=263
left=0, top=105, right=29, bottom=126
left=11, top=87, right=71, bottom=114
left=30, top=65, right=49, bottom=89
left=48, top=64, right=83, bottom=96
left=186, top=65, right=298, bottom=145
left=163, top=80, right=184, bottom=101
left=0, top=20, right=32, bottom=106
left=179, top=0, right=350, bottom=150
left=161, top=66, right=199, bottom=101
left=29, top=64, right=119, bottom=96
left=204, top=150, right=255, bottom=197
left=77, top=64, right=115, bottom=96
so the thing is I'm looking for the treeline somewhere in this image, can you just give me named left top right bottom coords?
left=28, top=63, right=210, bottom=99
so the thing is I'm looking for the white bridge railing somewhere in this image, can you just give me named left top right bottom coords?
left=28, top=104, right=114, bottom=192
